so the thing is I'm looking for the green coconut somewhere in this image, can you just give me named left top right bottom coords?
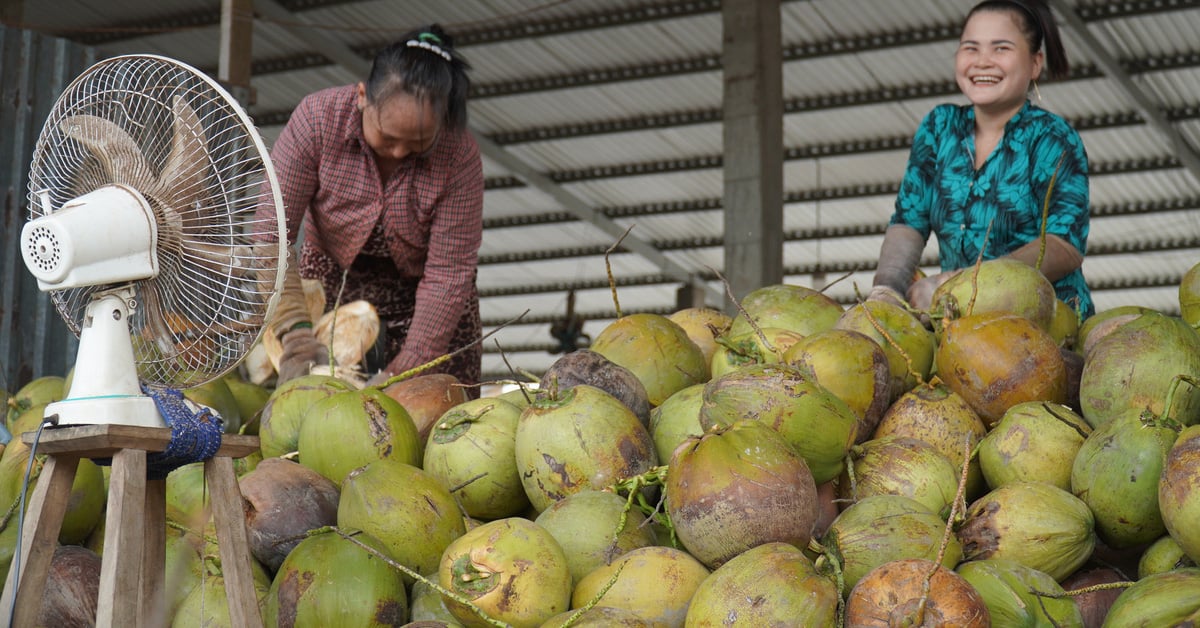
left=727, top=283, right=843, bottom=338
left=1160, top=424, right=1200, bottom=563
left=783, top=328, right=892, bottom=442
left=698, top=363, right=858, bottom=484
left=263, top=531, right=407, bottom=627
left=936, top=311, right=1067, bottom=426
left=258, top=374, right=357, bottom=459
left=685, top=542, right=839, bottom=627
left=409, top=575, right=464, bottom=625
left=170, top=573, right=270, bottom=628
left=423, top=397, right=528, bottom=520
left=59, top=457, right=106, bottom=545
left=838, top=435, right=960, bottom=517
left=541, top=607, right=653, bottom=627
left=514, top=384, right=657, bottom=513
left=165, top=462, right=209, bottom=528
left=533, top=489, right=656, bottom=584
left=647, top=383, right=705, bottom=465
left=956, top=559, right=1084, bottom=627
left=338, top=458, right=465, bottom=583
left=1071, top=411, right=1177, bottom=549
left=1049, top=298, right=1082, bottom=349
left=819, top=494, right=962, bottom=596
left=668, top=306, right=732, bottom=372
left=297, top=387, right=421, bottom=486
left=438, top=517, right=572, bottom=628
left=980, top=401, right=1091, bottom=491
left=834, top=300, right=936, bottom=399
left=590, top=313, right=709, bottom=406
left=1139, top=535, right=1196, bottom=578
left=223, top=374, right=272, bottom=435
left=1077, top=306, right=1155, bottom=357
left=1079, top=311, right=1200, bottom=428
left=930, top=257, right=1057, bottom=331
left=182, top=376, right=243, bottom=434
left=6, top=375, right=65, bottom=430
left=1181, top=261, right=1200, bottom=328
left=872, top=383, right=987, bottom=497
left=709, top=327, right=806, bottom=379
left=958, top=481, right=1095, bottom=582
left=1101, top=568, right=1200, bottom=627
left=571, top=546, right=710, bottom=625
left=667, top=420, right=819, bottom=569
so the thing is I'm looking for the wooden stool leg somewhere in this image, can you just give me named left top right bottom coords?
left=0, top=454, right=80, bottom=628
left=206, top=455, right=263, bottom=628
left=139, top=478, right=167, bottom=627
left=97, top=448, right=147, bottom=628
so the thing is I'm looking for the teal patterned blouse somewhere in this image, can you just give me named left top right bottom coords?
left=890, top=101, right=1093, bottom=317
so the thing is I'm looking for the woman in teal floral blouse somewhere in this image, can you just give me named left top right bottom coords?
left=870, top=0, right=1093, bottom=318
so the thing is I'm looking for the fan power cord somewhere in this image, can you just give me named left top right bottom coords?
left=6, top=419, right=54, bottom=627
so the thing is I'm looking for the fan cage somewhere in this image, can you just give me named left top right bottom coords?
left=26, top=54, right=286, bottom=388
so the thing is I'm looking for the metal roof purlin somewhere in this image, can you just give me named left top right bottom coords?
left=474, top=135, right=724, bottom=307
left=1049, top=0, right=1200, bottom=183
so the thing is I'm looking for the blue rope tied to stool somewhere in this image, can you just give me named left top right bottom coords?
left=140, top=384, right=225, bottom=480
left=90, top=387, right=224, bottom=478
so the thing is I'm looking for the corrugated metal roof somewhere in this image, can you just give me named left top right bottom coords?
left=10, top=0, right=1200, bottom=379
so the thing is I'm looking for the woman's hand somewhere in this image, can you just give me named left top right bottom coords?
left=277, top=327, right=328, bottom=384
left=907, top=270, right=960, bottom=311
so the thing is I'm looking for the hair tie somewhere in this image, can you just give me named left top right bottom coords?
left=406, top=35, right=451, bottom=62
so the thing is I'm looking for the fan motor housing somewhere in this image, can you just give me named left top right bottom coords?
left=21, top=185, right=159, bottom=290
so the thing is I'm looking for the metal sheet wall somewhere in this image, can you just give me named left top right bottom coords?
left=1, top=27, right=94, bottom=393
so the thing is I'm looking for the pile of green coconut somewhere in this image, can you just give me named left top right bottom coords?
left=5, top=256, right=1200, bottom=627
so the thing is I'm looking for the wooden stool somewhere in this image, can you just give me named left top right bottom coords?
left=0, top=424, right=263, bottom=628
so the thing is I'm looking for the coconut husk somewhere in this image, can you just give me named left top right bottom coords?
left=258, top=278, right=378, bottom=384
left=315, top=299, right=380, bottom=370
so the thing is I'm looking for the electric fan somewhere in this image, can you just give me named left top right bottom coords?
left=19, top=54, right=287, bottom=428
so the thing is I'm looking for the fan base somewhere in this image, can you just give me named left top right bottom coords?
left=43, top=395, right=165, bottom=429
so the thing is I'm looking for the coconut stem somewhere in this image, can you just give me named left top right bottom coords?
left=708, top=265, right=777, bottom=357
left=809, top=539, right=847, bottom=626
left=856, top=299, right=925, bottom=389
left=1035, top=153, right=1068, bottom=273
left=912, top=434, right=974, bottom=626
left=604, top=225, right=635, bottom=319
left=556, top=561, right=627, bottom=628
left=0, top=460, right=41, bottom=532
left=370, top=310, right=528, bottom=389
left=610, top=465, right=676, bottom=547
left=1035, top=581, right=1134, bottom=598
left=329, top=526, right=511, bottom=628
left=1159, top=374, right=1200, bottom=431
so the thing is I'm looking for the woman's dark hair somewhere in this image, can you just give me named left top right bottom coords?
left=966, top=0, right=1069, bottom=80
left=365, top=24, right=472, bottom=130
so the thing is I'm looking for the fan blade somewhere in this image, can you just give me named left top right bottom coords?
left=60, top=114, right=157, bottom=190
left=150, top=97, right=210, bottom=233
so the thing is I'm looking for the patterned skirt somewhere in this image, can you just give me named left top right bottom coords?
left=300, top=243, right=481, bottom=396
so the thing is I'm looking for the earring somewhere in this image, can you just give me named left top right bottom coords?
left=1033, top=80, right=1043, bottom=103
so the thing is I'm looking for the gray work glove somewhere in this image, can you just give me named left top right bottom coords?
left=873, top=224, right=926, bottom=295
left=277, top=327, right=328, bottom=385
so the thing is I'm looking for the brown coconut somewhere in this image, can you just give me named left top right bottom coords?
left=36, top=545, right=101, bottom=628
left=381, top=373, right=468, bottom=452
left=539, top=349, right=651, bottom=426
left=239, top=457, right=341, bottom=572
left=846, top=558, right=990, bottom=627
left=936, top=311, right=1066, bottom=426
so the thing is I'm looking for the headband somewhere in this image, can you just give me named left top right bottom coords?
left=406, top=32, right=452, bottom=62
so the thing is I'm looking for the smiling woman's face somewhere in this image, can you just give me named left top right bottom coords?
left=358, top=84, right=441, bottom=163
left=955, top=9, right=1044, bottom=116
